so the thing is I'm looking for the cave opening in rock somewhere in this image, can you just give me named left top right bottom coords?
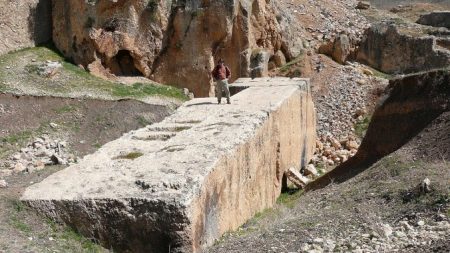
left=109, top=50, right=143, bottom=76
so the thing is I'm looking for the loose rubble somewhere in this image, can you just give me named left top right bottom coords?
left=37, top=60, right=62, bottom=78
left=307, top=61, right=387, bottom=172
left=302, top=219, right=450, bottom=252
left=0, top=136, right=77, bottom=176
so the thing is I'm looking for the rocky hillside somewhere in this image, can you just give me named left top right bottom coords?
left=310, top=69, right=450, bottom=187
left=50, top=0, right=371, bottom=97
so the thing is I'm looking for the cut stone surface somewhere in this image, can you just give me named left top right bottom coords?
left=286, top=167, right=310, bottom=188
left=22, top=78, right=316, bottom=253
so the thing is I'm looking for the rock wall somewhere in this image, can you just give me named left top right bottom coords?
left=308, top=70, right=450, bottom=188
left=356, top=22, right=450, bottom=74
left=52, top=0, right=292, bottom=97
left=21, top=78, right=316, bottom=252
left=0, top=0, right=52, bottom=55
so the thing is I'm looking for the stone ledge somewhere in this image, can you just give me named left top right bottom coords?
left=22, top=77, right=316, bottom=252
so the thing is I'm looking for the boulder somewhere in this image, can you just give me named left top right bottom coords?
left=0, top=179, right=7, bottom=188
left=419, top=178, right=431, bottom=193
left=304, top=164, right=319, bottom=176
left=356, top=1, right=371, bottom=10
left=417, top=11, right=450, bottom=29
left=287, top=167, right=310, bottom=188
left=271, top=50, right=287, bottom=67
left=356, top=22, right=450, bottom=74
left=319, top=34, right=354, bottom=64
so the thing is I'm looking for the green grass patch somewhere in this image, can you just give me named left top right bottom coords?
left=112, top=82, right=187, bottom=100
left=60, top=227, right=103, bottom=252
left=0, top=46, right=188, bottom=101
left=10, top=216, right=31, bottom=234
left=92, top=142, right=102, bottom=149
left=354, top=116, right=371, bottom=139
left=11, top=200, right=27, bottom=213
left=380, top=155, right=423, bottom=177
left=279, top=51, right=304, bottom=73
left=279, top=55, right=304, bottom=73
left=371, top=68, right=394, bottom=80
left=54, top=105, right=78, bottom=114
left=1, top=130, right=32, bottom=145
left=115, top=152, right=143, bottom=160
left=277, top=189, right=304, bottom=208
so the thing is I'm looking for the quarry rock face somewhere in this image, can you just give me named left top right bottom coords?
left=353, top=70, right=450, bottom=164
left=310, top=70, right=450, bottom=187
left=417, top=11, right=450, bottom=29
left=0, top=0, right=52, bottom=55
left=52, top=0, right=292, bottom=97
left=356, top=22, right=450, bottom=74
left=22, top=78, right=316, bottom=252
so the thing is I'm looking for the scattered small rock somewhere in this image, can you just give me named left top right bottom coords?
left=37, top=61, right=62, bottom=78
left=0, top=179, right=8, bottom=188
left=420, top=178, right=431, bottom=193
left=5, top=136, right=75, bottom=175
left=381, top=224, right=393, bottom=237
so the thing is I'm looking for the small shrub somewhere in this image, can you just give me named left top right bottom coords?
left=277, top=189, right=304, bottom=208
left=354, top=116, right=371, bottom=139
left=10, top=216, right=31, bottom=233
left=115, top=152, right=143, bottom=160
left=136, top=116, right=151, bottom=127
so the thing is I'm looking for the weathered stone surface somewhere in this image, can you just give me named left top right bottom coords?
left=286, top=167, right=310, bottom=188
left=417, top=11, right=450, bottom=29
left=319, top=34, right=356, bottom=64
left=0, top=0, right=52, bottom=55
left=51, top=0, right=287, bottom=97
left=356, top=22, right=450, bottom=74
left=22, top=78, right=316, bottom=252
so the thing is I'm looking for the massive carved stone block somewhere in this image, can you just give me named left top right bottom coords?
left=22, top=78, right=316, bottom=252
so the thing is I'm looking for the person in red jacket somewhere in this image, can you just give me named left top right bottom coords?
left=211, top=58, right=231, bottom=104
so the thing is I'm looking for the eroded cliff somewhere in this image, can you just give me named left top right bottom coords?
left=52, top=0, right=298, bottom=97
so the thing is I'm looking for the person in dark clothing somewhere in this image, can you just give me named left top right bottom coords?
left=211, top=58, right=231, bottom=104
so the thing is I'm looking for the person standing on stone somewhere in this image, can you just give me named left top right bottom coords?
left=211, top=58, right=231, bottom=104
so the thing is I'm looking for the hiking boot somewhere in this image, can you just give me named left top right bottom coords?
left=227, top=100, right=231, bottom=104
left=218, top=100, right=221, bottom=104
